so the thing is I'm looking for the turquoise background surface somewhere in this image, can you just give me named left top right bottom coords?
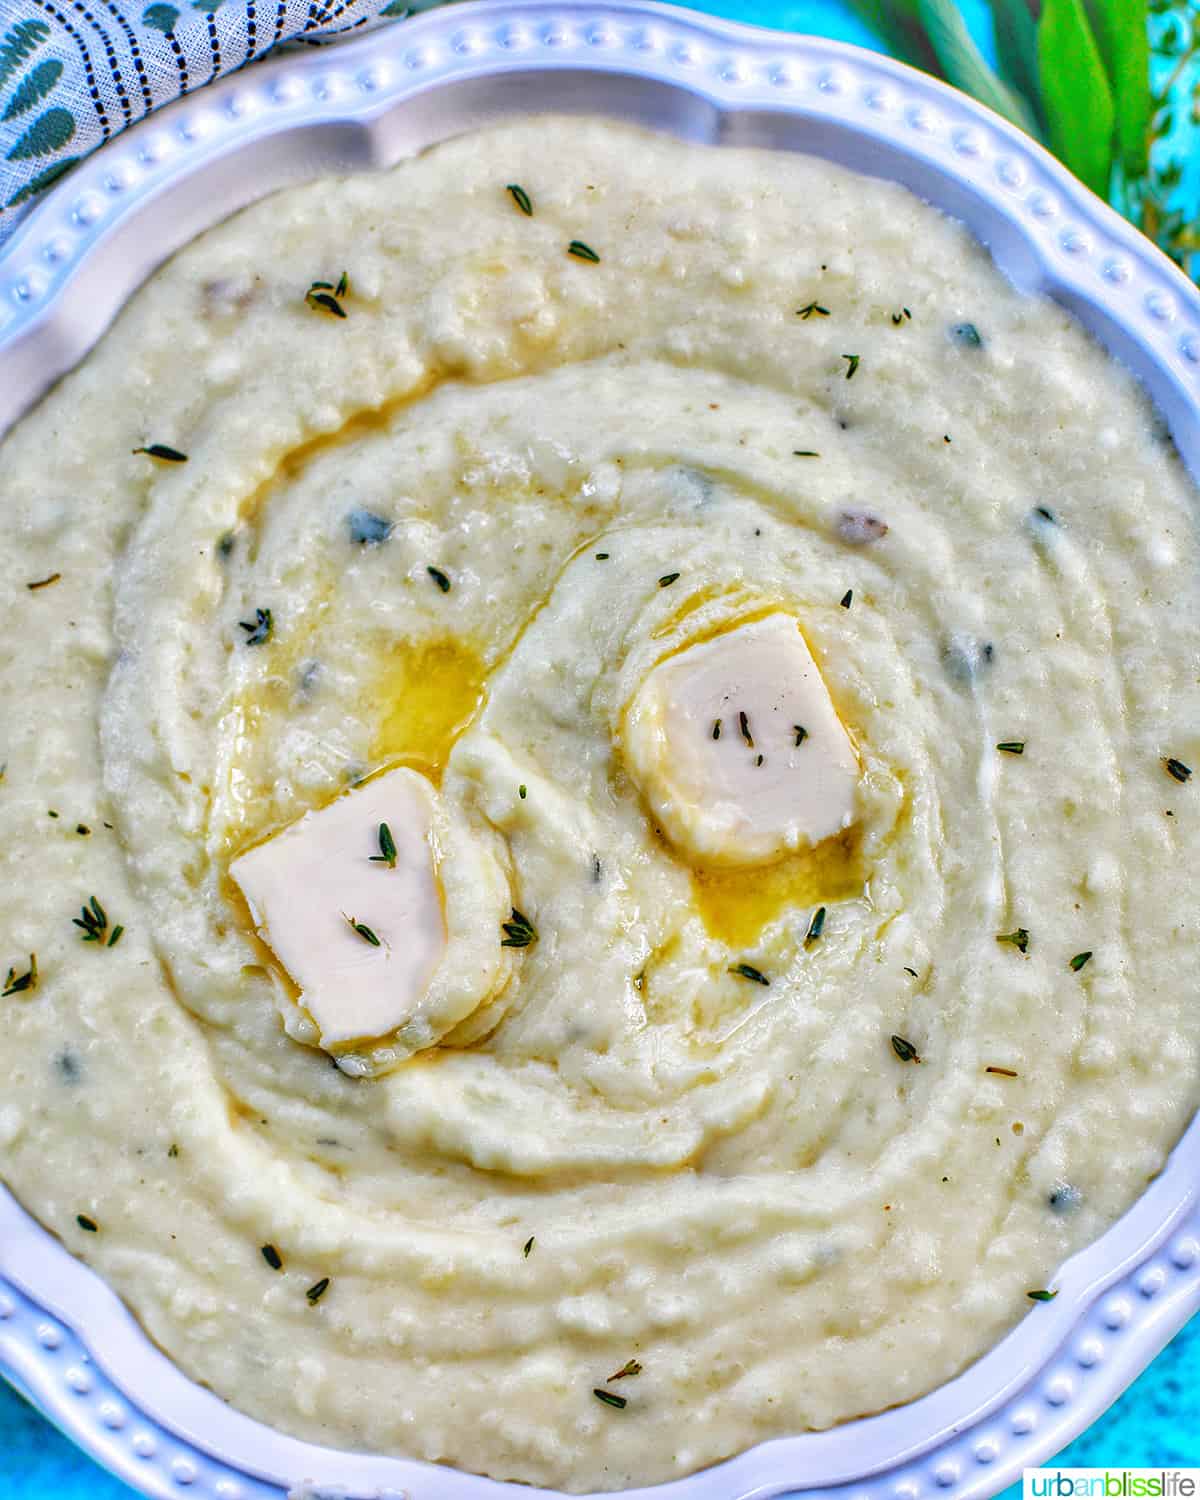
left=1, top=0, right=1197, bottom=1494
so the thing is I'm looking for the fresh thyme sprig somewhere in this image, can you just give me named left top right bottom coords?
left=72, top=897, right=122, bottom=947
left=369, top=823, right=398, bottom=868
left=501, top=909, right=537, bottom=948
left=2, top=953, right=37, bottom=996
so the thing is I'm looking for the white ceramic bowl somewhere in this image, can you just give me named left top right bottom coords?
left=1, top=5, right=1199, bottom=1498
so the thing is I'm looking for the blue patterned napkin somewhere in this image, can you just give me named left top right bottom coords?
left=0, top=0, right=450, bottom=240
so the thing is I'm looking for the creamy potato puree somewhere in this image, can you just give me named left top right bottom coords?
left=2, top=119, right=1200, bottom=1491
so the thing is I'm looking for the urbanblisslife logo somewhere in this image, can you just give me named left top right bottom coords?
left=1025, top=1472, right=1200, bottom=1498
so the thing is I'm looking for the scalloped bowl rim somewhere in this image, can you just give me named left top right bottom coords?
left=0, top=5, right=1198, bottom=1499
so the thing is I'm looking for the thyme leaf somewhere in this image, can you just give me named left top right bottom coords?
left=593, top=1389, right=627, bottom=1409
left=261, top=1244, right=283, bottom=1270
left=132, top=444, right=188, bottom=462
left=76, top=1214, right=98, bottom=1232
left=2, top=954, right=37, bottom=997
left=805, top=906, right=826, bottom=947
left=793, top=725, right=808, bottom=747
left=840, top=588, right=853, bottom=608
left=369, top=822, right=398, bottom=868
left=997, top=741, right=1026, bottom=755
left=238, top=607, right=272, bottom=646
left=1027, top=1288, right=1058, bottom=1302
left=427, top=565, right=452, bottom=593
left=996, top=928, right=1030, bottom=954
left=26, top=572, right=61, bottom=591
left=501, top=908, right=537, bottom=948
left=306, top=1277, right=331, bottom=1304
left=728, top=962, right=769, bottom=986
left=797, top=301, right=830, bottom=319
left=842, top=353, right=860, bottom=379
left=609, top=1359, right=643, bottom=1380
left=793, top=450, right=820, bottom=457
left=1165, top=757, right=1192, bottom=783
left=343, top=915, right=382, bottom=947
left=523, top=1235, right=535, bottom=1257
left=658, top=572, right=680, bottom=588
left=712, top=719, right=722, bottom=741
left=506, top=183, right=533, bottom=216
left=567, top=240, right=600, bottom=263
left=891, top=1034, right=920, bottom=1063
left=305, top=283, right=347, bottom=318
left=1069, top=951, right=1093, bottom=972
left=738, top=710, right=754, bottom=748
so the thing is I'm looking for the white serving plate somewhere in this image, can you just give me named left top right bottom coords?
left=1, top=4, right=1199, bottom=1498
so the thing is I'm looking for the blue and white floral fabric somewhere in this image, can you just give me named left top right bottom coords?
left=0, top=0, right=444, bottom=240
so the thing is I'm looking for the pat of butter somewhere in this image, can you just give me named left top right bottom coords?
left=624, top=613, right=860, bottom=866
left=231, top=767, right=446, bottom=1048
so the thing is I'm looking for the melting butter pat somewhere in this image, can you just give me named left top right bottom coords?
left=231, top=768, right=447, bottom=1050
left=624, top=613, right=860, bottom=866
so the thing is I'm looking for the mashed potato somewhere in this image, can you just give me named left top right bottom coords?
left=1, top=118, right=1198, bottom=1490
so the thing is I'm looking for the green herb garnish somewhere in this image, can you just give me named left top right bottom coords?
left=595, top=552, right=610, bottom=560
left=261, top=1244, right=283, bottom=1270
left=729, top=962, right=770, bottom=986
left=840, top=589, right=853, bottom=608
left=986, top=1065, right=1019, bottom=1077
left=506, top=183, right=533, bottom=216
left=1070, top=951, right=1093, bottom=972
left=519, top=784, right=527, bottom=799
left=1027, top=1288, right=1058, bottom=1302
left=658, top=572, right=680, bottom=588
left=891, top=307, right=912, bottom=325
left=76, top=824, right=90, bottom=836
left=368, top=822, right=397, bottom=869
left=567, top=240, right=600, bottom=263
left=797, top=301, right=830, bottom=319
left=842, top=353, right=860, bottom=379
left=805, top=906, right=826, bottom=947
left=997, top=741, right=1026, bottom=755
left=793, top=450, right=820, bottom=457
left=793, top=725, right=808, bottom=747
left=1165, top=757, right=1192, bottom=783
left=73, top=896, right=120, bottom=946
left=501, top=909, right=537, bottom=948
left=738, top=711, right=753, bottom=748
left=133, top=444, right=188, bottom=462
left=891, top=1034, right=920, bottom=1063
left=336, top=271, right=349, bottom=299
left=712, top=719, right=722, bottom=741
left=609, top=1359, right=643, bottom=1380
left=344, top=915, right=382, bottom=947
left=593, top=1389, right=627, bottom=1410
left=427, top=566, right=452, bottom=593
left=996, top=928, right=1030, bottom=954
left=3, top=954, right=37, bottom=997
left=26, top=572, right=61, bottom=591
left=523, top=1236, right=535, bottom=1257
left=239, top=607, right=272, bottom=646
left=306, top=1277, right=331, bottom=1304
left=305, top=281, right=347, bottom=318
left=76, top=1214, right=98, bottom=1232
